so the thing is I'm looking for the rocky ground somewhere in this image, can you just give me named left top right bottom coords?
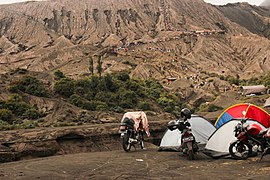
left=0, top=145, right=269, bottom=179
left=0, top=121, right=168, bottom=163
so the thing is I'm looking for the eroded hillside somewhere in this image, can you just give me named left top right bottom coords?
left=0, top=0, right=270, bottom=121
left=217, top=2, right=270, bottom=39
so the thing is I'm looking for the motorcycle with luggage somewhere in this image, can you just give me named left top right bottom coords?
left=119, top=117, right=144, bottom=152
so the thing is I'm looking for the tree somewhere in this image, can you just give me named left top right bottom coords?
left=89, top=56, right=94, bottom=75
left=96, top=56, right=103, bottom=77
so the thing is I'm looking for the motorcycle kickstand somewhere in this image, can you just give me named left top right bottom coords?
left=259, top=153, right=265, bottom=161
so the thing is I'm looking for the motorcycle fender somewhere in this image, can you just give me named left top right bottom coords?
left=186, top=142, right=193, bottom=151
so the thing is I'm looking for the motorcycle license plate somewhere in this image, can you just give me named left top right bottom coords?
left=183, top=136, right=194, bottom=142
left=119, top=126, right=126, bottom=131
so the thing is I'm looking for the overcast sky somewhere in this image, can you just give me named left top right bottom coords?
left=0, top=0, right=43, bottom=4
left=204, top=0, right=264, bottom=5
left=0, top=0, right=265, bottom=5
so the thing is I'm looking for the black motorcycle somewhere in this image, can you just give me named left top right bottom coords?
left=119, top=117, right=144, bottom=152
left=168, top=119, right=199, bottom=160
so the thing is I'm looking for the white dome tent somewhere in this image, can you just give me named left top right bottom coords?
left=159, top=115, right=216, bottom=151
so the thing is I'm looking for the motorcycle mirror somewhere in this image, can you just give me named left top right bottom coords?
left=242, top=111, right=246, bottom=116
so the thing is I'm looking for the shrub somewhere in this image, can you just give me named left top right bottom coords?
left=9, top=76, right=48, bottom=97
left=111, top=106, right=124, bottom=113
left=69, top=94, right=84, bottom=107
left=0, top=109, right=14, bottom=124
left=0, top=120, right=13, bottom=130
left=115, top=71, right=130, bottom=82
left=199, top=103, right=223, bottom=112
left=89, top=75, right=99, bottom=91
left=119, top=89, right=138, bottom=108
left=75, top=79, right=91, bottom=94
left=82, top=100, right=96, bottom=111
left=157, top=96, right=175, bottom=108
left=95, top=101, right=109, bottom=111
left=220, top=75, right=225, bottom=80
left=84, top=92, right=95, bottom=101
left=4, top=101, right=32, bottom=117
left=16, top=120, right=38, bottom=129
left=157, top=96, right=179, bottom=113
left=54, top=78, right=75, bottom=97
left=8, top=94, right=22, bottom=102
left=119, top=98, right=134, bottom=109
left=54, top=70, right=65, bottom=80
left=122, top=60, right=137, bottom=68
left=22, top=108, right=41, bottom=120
left=225, top=75, right=239, bottom=85
left=103, top=74, right=118, bottom=92
left=207, top=104, right=223, bottom=112
left=138, top=101, right=151, bottom=111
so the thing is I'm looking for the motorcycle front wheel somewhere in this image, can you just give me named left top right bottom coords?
left=138, top=131, right=144, bottom=149
left=121, top=133, right=131, bottom=152
left=229, top=140, right=252, bottom=160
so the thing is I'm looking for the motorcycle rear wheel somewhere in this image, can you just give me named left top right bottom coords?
left=187, top=142, right=195, bottom=160
left=229, top=141, right=252, bottom=160
left=121, top=133, right=131, bottom=152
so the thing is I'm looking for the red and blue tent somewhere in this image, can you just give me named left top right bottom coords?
left=214, top=103, right=270, bottom=128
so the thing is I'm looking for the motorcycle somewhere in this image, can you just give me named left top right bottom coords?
left=119, top=117, right=144, bottom=152
left=229, top=115, right=269, bottom=160
left=168, top=119, right=199, bottom=160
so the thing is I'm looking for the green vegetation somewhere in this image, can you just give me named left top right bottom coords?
left=9, top=76, right=48, bottom=97
left=53, top=78, right=75, bottom=98
left=122, top=60, right=137, bottom=68
left=88, top=56, right=94, bottom=75
left=0, top=94, right=43, bottom=129
left=53, top=72, right=184, bottom=115
left=2, top=71, right=187, bottom=130
left=199, top=103, right=223, bottom=112
left=241, top=73, right=270, bottom=88
left=96, top=56, right=103, bottom=77
left=54, top=70, right=66, bottom=80
left=222, top=73, right=270, bottom=88
left=224, top=75, right=240, bottom=85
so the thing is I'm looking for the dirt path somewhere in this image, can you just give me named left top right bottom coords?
left=0, top=144, right=269, bottom=180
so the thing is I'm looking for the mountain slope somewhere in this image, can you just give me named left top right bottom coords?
left=0, top=0, right=270, bottom=109
left=261, top=0, right=270, bottom=7
left=217, top=3, right=270, bottom=39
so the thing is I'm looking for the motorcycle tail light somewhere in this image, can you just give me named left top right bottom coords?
left=182, top=131, right=192, bottom=137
